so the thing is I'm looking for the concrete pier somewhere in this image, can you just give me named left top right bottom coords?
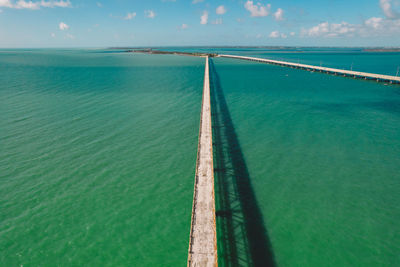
left=187, top=57, right=218, bottom=267
left=219, top=54, right=400, bottom=84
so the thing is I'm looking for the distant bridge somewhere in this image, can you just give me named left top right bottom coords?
left=218, top=54, right=400, bottom=84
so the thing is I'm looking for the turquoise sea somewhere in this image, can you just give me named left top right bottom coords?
left=1, top=48, right=399, bottom=266
left=0, top=50, right=203, bottom=266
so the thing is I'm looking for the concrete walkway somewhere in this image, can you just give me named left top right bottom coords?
left=187, top=57, right=218, bottom=267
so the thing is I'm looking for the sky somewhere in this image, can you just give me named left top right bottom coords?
left=0, top=0, right=400, bottom=47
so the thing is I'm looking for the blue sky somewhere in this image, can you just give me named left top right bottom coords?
left=0, top=0, right=399, bottom=47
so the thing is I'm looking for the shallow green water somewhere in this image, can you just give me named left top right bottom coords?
left=211, top=57, right=400, bottom=266
left=1, top=49, right=399, bottom=266
left=0, top=51, right=203, bottom=266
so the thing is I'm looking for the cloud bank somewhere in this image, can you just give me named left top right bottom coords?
left=302, top=0, right=400, bottom=38
left=0, top=0, right=71, bottom=9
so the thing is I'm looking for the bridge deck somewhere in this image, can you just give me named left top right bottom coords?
left=187, top=57, right=218, bottom=267
left=219, top=54, right=400, bottom=84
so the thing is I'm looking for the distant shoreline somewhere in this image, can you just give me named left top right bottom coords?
left=108, top=46, right=400, bottom=51
left=128, top=49, right=216, bottom=57
left=363, top=48, right=400, bottom=52
left=107, top=47, right=400, bottom=55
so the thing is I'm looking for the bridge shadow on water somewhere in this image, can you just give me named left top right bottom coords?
left=209, top=59, right=276, bottom=267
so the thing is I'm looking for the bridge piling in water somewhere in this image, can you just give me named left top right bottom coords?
left=187, top=56, right=218, bottom=267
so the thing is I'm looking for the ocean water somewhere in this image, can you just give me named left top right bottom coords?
left=0, top=50, right=203, bottom=266
left=1, top=49, right=399, bottom=267
left=210, top=57, right=400, bottom=266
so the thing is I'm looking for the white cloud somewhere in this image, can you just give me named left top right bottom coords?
left=273, top=8, right=284, bottom=21
left=181, top=23, right=188, bottom=29
left=51, top=32, right=55, bottom=37
left=303, top=22, right=357, bottom=37
left=290, top=32, right=295, bottom=36
left=380, top=0, right=399, bottom=19
left=40, top=0, right=70, bottom=8
left=244, top=1, right=270, bottom=17
left=365, top=17, right=383, bottom=29
left=269, top=31, right=279, bottom=38
left=96, top=2, right=102, bottom=7
left=0, top=0, right=13, bottom=8
left=15, top=0, right=40, bottom=9
left=200, top=10, right=208, bottom=24
left=302, top=16, right=400, bottom=38
left=59, top=22, right=69, bottom=30
left=216, top=5, right=226, bottom=15
left=305, top=22, right=329, bottom=36
left=212, top=18, right=223, bottom=24
left=145, top=10, right=155, bottom=18
left=362, top=17, right=400, bottom=35
left=0, top=0, right=71, bottom=9
left=256, top=33, right=262, bottom=38
left=269, top=30, right=287, bottom=38
left=192, top=0, right=203, bottom=3
left=124, top=12, right=136, bottom=20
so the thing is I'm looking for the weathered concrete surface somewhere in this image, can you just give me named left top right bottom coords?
left=219, top=54, right=400, bottom=84
left=188, top=57, right=218, bottom=267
